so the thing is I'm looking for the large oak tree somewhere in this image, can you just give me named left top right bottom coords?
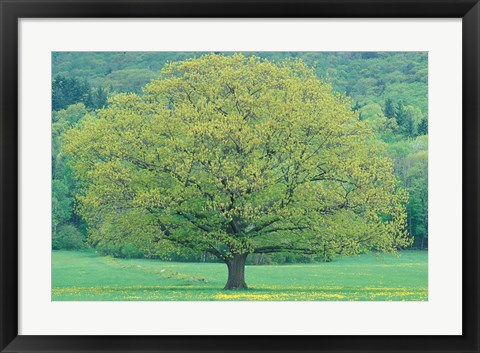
left=63, top=54, right=410, bottom=289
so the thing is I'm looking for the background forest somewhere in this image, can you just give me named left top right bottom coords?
left=52, top=52, right=428, bottom=264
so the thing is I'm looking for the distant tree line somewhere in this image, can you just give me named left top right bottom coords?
left=52, top=75, right=108, bottom=111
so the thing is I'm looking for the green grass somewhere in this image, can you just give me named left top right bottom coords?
left=52, top=250, right=427, bottom=301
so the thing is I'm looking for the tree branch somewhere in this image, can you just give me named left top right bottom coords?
left=159, top=234, right=227, bottom=262
left=261, top=225, right=309, bottom=234
left=246, top=218, right=280, bottom=234
left=176, top=212, right=212, bottom=233
left=253, top=246, right=316, bottom=254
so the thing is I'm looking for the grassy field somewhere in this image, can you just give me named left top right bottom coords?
left=52, top=250, right=428, bottom=301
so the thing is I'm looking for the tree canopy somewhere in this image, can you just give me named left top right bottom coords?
left=63, top=54, right=410, bottom=289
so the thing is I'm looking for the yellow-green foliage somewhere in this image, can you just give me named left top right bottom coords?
left=63, top=54, right=410, bottom=260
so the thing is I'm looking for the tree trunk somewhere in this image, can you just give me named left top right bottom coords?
left=224, top=254, right=248, bottom=290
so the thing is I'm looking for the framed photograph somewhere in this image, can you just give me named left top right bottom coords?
left=1, top=0, right=478, bottom=352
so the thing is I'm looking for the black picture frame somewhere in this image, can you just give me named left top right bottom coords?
left=1, top=1, right=478, bottom=352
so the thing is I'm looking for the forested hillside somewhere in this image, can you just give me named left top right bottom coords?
left=52, top=52, right=428, bottom=261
